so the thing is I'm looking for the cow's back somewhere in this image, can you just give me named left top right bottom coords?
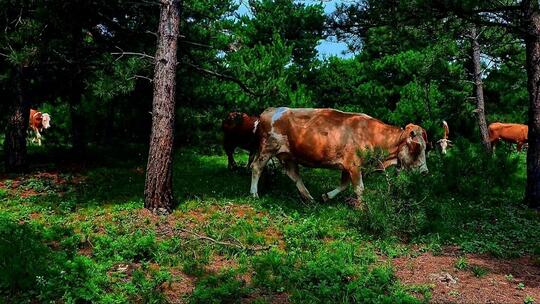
left=258, top=107, right=375, bottom=167
left=489, top=123, right=528, bottom=143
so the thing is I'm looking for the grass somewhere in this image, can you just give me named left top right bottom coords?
left=0, top=143, right=539, bottom=303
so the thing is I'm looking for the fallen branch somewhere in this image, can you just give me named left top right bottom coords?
left=178, top=228, right=272, bottom=252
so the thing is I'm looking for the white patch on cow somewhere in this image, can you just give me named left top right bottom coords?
left=437, top=138, right=449, bottom=154
left=41, top=113, right=51, bottom=129
left=252, top=119, right=259, bottom=134
left=271, top=107, right=288, bottom=124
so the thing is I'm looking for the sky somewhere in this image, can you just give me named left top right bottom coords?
left=236, top=0, right=354, bottom=59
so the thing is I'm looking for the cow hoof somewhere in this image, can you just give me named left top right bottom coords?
left=321, top=193, right=329, bottom=202
left=251, top=193, right=259, bottom=199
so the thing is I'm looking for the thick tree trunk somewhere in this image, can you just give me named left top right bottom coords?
left=524, top=1, right=540, bottom=209
left=470, top=25, right=491, bottom=153
left=4, top=66, right=29, bottom=172
left=144, top=0, right=180, bottom=214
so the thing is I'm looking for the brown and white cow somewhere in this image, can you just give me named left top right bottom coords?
left=29, top=109, right=51, bottom=146
left=249, top=107, right=428, bottom=203
left=436, top=121, right=452, bottom=154
left=488, top=122, right=528, bottom=151
left=222, top=112, right=260, bottom=170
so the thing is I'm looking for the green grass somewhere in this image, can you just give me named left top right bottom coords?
left=0, top=143, right=539, bottom=303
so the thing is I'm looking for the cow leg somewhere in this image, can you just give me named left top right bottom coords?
left=247, top=150, right=256, bottom=169
left=517, top=142, right=523, bottom=152
left=224, top=144, right=237, bottom=170
left=347, top=167, right=365, bottom=208
left=35, top=130, right=42, bottom=146
left=322, top=171, right=350, bottom=202
left=282, top=160, right=314, bottom=202
left=490, top=139, right=498, bottom=151
left=250, top=151, right=272, bottom=198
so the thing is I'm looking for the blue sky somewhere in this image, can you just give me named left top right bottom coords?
left=236, top=0, right=354, bottom=59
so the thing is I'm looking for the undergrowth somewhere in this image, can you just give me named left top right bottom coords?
left=0, top=141, right=538, bottom=302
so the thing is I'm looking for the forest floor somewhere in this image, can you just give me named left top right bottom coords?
left=0, top=147, right=538, bottom=303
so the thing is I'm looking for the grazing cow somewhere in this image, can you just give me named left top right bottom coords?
left=29, top=109, right=51, bottom=146
left=488, top=122, right=528, bottom=151
left=249, top=107, right=428, bottom=204
left=436, top=121, right=452, bottom=154
left=222, top=112, right=260, bottom=170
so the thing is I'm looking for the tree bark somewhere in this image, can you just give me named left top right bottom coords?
left=470, top=25, right=491, bottom=153
left=4, top=66, right=29, bottom=173
left=524, top=0, right=540, bottom=210
left=144, top=0, right=180, bottom=214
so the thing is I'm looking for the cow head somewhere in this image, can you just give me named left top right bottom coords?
left=397, top=124, right=429, bottom=174
left=436, top=138, right=452, bottom=154
left=41, top=113, right=51, bottom=129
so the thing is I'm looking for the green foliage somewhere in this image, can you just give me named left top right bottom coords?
left=454, top=256, right=469, bottom=270
left=0, top=147, right=538, bottom=302
left=190, top=270, right=249, bottom=304
left=471, top=266, right=489, bottom=278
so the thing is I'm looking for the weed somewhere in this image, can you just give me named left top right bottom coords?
left=471, top=266, right=489, bottom=278
left=454, top=256, right=469, bottom=270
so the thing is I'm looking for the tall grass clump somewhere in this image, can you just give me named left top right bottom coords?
left=358, top=139, right=522, bottom=240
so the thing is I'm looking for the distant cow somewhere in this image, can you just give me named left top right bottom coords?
left=249, top=107, right=428, bottom=204
left=488, top=122, right=528, bottom=152
left=29, top=109, right=51, bottom=146
left=436, top=121, right=452, bottom=154
left=222, top=112, right=260, bottom=170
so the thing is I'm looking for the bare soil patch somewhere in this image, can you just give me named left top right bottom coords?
left=393, top=247, right=540, bottom=303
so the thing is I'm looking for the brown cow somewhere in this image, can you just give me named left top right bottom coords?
left=488, top=122, right=528, bottom=151
left=222, top=112, right=260, bottom=170
left=29, top=109, right=51, bottom=146
left=249, top=107, right=428, bottom=203
left=436, top=121, right=452, bottom=154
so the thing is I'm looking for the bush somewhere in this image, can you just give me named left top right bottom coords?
left=251, top=244, right=418, bottom=304
left=359, top=139, right=522, bottom=239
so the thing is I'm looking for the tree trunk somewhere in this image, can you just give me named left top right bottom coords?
left=524, top=1, right=540, bottom=210
left=470, top=25, right=491, bottom=153
left=144, top=0, right=180, bottom=214
left=4, top=66, right=29, bottom=173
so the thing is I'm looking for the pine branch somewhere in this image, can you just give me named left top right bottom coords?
left=183, top=62, right=263, bottom=97
left=111, top=47, right=155, bottom=61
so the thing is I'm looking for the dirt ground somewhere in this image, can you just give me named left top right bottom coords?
left=393, top=247, right=540, bottom=304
